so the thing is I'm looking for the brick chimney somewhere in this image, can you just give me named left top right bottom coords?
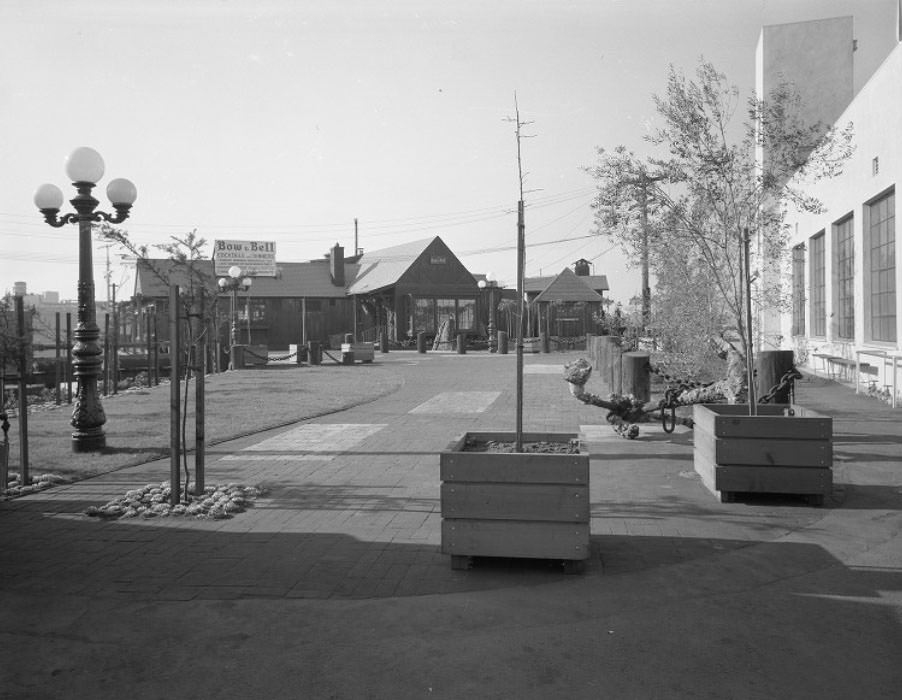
left=330, top=243, right=345, bottom=287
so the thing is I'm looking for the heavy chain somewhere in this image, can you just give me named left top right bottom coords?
left=758, top=366, right=802, bottom=404
left=242, top=348, right=299, bottom=362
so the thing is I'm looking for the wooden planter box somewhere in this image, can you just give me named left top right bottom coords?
left=693, top=404, right=832, bottom=506
left=440, top=431, right=590, bottom=573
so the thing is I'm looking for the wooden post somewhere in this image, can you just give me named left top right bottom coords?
left=756, top=350, right=795, bottom=404
left=622, top=352, right=651, bottom=403
left=195, top=341, right=205, bottom=496
left=516, top=199, right=525, bottom=452
left=145, top=312, right=152, bottom=381
left=55, top=312, right=62, bottom=406
left=112, top=290, right=119, bottom=395
left=597, top=335, right=622, bottom=393
left=169, top=286, right=180, bottom=506
left=66, top=313, right=72, bottom=404
left=15, top=295, right=29, bottom=485
left=152, top=310, right=159, bottom=386
left=102, top=312, right=110, bottom=396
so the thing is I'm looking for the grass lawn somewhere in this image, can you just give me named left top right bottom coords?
left=5, top=364, right=402, bottom=483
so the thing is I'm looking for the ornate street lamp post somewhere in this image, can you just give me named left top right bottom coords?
left=478, top=272, right=500, bottom=353
left=217, top=266, right=252, bottom=370
left=34, top=147, right=137, bottom=452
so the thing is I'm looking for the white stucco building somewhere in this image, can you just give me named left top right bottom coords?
left=757, top=7, right=901, bottom=404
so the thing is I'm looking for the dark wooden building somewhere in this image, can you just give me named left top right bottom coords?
left=130, top=236, right=482, bottom=350
left=522, top=262, right=609, bottom=338
left=348, top=236, right=480, bottom=344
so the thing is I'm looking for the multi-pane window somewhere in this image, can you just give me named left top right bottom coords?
left=412, top=297, right=477, bottom=333
left=809, top=233, right=826, bottom=337
left=868, top=190, right=896, bottom=342
left=456, top=298, right=475, bottom=330
left=792, top=244, right=806, bottom=335
left=833, top=216, right=854, bottom=339
left=413, top=298, right=435, bottom=333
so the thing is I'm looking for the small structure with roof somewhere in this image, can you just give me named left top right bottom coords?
left=521, top=261, right=608, bottom=341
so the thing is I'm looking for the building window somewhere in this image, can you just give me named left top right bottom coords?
left=872, top=157, right=879, bottom=176
left=868, top=190, right=896, bottom=342
left=809, top=233, right=826, bottom=337
left=412, top=297, right=476, bottom=333
left=457, top=298, right=475, bottom=330
left=833, top=216, right=854, bottom=339
left=413, top=298, right=435, bottom=333
left=436, top=298, right=456, bottom=330
left=792, top=244, right=806, bottom=336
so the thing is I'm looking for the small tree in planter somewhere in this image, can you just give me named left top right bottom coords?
left=440, top=96, right=590, bottom=572
left=97, top=224, right=220, bottom=500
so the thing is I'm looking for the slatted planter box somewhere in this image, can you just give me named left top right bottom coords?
left=440, top=431, right=590, bottom=573
left=693, top=404, right=833, bottom=506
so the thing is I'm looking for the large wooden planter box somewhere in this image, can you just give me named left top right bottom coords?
left=440, top=431, right=590, bottom=572
left=693, top=404, right=833, bottom=506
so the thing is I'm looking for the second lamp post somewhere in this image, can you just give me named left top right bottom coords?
left=218, top=266, right=252, bottom=370
left=478, top=273, right=500, bottom=353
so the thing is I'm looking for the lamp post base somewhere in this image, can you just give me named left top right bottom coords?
left=71, top=429, right=105, bottom=453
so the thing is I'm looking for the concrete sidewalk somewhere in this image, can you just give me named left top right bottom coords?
left=2, top=351, right=901, bottom=699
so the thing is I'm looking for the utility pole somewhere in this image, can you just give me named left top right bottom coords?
left=626, top=169, right=665, bottom=335
left=100, top=242, right=113, bottom=309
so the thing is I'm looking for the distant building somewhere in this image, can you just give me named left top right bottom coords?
left=132, top=236, right=486, bottom=350
left=522, top=262, right=609, bottom=338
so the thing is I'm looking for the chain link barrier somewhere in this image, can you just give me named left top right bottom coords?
left=649, top=361, right=802, bottom=433
left=241, top=347, right=299, bottom=362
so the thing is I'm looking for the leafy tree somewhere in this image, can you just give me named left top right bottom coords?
left=588, top=59, right=853, bottom=391
left=571, top=60, right=852, bottom=435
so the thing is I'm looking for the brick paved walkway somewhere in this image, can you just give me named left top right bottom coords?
left=1, top=351, right=846, bottom=601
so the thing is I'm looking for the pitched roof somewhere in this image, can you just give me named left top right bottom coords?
left=524, top=270, right=609, bottom=296
left=133, top=258, right=355, bottom=299
left=532, top=267, right=606, bottom=303
left=346, top=237, right=445, bottom=295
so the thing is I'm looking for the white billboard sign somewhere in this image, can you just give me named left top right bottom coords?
left=213, top=239, right=277, bottom=277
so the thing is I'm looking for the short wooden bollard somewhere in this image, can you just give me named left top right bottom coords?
left=597, top=335, right=622, bottom=393
left=497, top=331, right=509, bottom=355
left=307, top=341, right=322, bottom=365
left=756, top=350, right=795, bottom=403
left=622, top=351, right=650, bottom=403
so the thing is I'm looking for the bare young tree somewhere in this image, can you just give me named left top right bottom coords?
left=96, top=223, right=219, bottom=497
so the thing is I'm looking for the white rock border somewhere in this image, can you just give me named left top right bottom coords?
left=85, top=481, right=262, bottom=520
left=3, top=472, right=68, bottom=499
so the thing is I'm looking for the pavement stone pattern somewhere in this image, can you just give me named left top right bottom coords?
left=220, top=423, right=388, bottom=462
left=0, top=351, right=898, bottom=605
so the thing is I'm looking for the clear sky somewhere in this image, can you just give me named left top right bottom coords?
left=1, top=0, right=897, bottom=304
